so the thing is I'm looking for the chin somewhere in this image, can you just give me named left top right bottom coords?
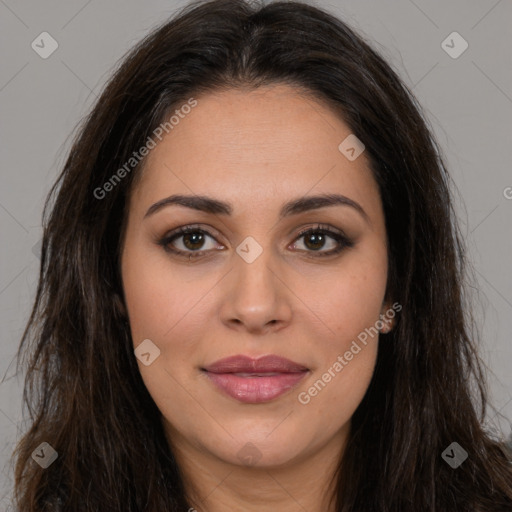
left=213, top=434, right=307, bottom=469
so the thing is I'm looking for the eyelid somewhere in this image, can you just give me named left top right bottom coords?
left=161, top=223, right=224, bottom=244
left=295, top=223, right=347, bottom=239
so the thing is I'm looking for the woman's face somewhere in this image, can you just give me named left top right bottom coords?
left=121, top=84, right=391, bottom=470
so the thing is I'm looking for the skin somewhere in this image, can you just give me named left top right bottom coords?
left=121, top=84, right=394, bottom=511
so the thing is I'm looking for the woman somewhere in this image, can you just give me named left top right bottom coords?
left=12, top=0, right=512, bottom=510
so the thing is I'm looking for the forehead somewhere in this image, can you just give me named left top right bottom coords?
left=130, top=84, right=380, bottom=220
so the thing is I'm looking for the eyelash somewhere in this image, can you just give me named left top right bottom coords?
left=157, top=223, right=354, bottom=260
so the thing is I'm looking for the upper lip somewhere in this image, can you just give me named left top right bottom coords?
left=202, top=354, right=308, bottom=373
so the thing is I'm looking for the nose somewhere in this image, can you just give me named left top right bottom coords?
left=219, top=244, right=293, bottom=335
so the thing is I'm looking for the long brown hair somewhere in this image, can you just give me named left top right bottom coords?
left=11, top=0, right=512, bottom=510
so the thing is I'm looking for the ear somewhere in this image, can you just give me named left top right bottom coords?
left=378, top=300, right=397, bottom=334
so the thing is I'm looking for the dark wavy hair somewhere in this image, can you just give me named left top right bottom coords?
left=10, top=0, right=512, bottom=510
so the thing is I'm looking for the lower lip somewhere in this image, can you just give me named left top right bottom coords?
left=204, top=371, right=308, bottom=403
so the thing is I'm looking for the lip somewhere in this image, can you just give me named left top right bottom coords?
left=201, top=354, right=309, bottom=403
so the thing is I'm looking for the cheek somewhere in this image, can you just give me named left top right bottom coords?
left=122, top=245, right=205, bottom=342
left=122, top=245, right=218, bottom=397
left=293, top=248, right=388, bottom=346
left=292, top=247, right=386, bottom=412
left=121, top=247, right=205, bottom=411
left=296, top=271, right=383, bottom=431
left=305, top=344, right=378, bottom=439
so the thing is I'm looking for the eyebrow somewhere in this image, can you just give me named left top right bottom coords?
left=144, top=193, right=370, bottom=225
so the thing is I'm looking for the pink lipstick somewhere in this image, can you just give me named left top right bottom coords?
left=202, top=354, right=309, bottom=403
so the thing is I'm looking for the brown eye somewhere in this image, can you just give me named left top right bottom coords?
left=158, top=226, right=222, bottom=258
left=181, top=231, right=207, bottom=251
left=302, top=232, right=330, bottom=250
left=292, top=225, right=354, bottom=257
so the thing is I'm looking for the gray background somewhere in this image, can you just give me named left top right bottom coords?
left=0, top=0, right=511, bottom=506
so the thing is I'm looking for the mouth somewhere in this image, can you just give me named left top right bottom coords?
left=201, top=354, right=309, bottom=404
